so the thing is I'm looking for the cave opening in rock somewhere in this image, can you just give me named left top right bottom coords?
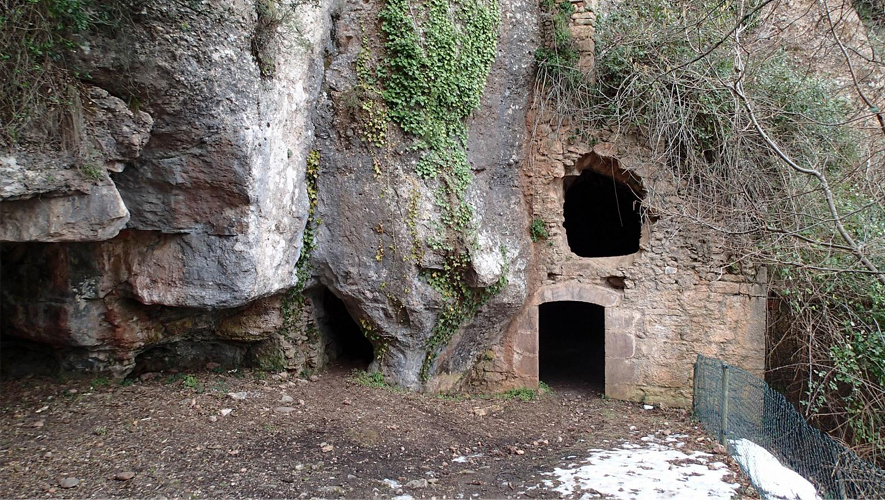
left=539, top=301, right=605, bottom=391
left=320, top=289, right=374, bottom=369
left=563, top=169, right=642, bottom=258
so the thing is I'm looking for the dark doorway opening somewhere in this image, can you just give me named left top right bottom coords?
left=563, top=169, right=642, bottom=258
left=320, top=290, right=374, bottom=369
left=539, top=301, right=605, bottom=392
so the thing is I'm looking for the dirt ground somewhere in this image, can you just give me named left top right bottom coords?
left=0, top=366, right=758, bottom=499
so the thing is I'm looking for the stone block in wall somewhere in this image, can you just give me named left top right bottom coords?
left=606, top=383, right=640, bottom=401
left=605, top=358, right=637, bottom=386
left=606, top=330, right=636, bottom=359
left=514, top=319, right=538, bottom=354
left=537, top=282, right=621, bottom=307
left=633, top=386, right=692, bottom=407
left=707, top=281, right=745, bottom=295
left=571, top=11, right=595, bottom=26
left=514, top=351, right=539, bottom=380
left=643, top=363, right=692, bottom=389
left=606, top=308, right=641, bottom=332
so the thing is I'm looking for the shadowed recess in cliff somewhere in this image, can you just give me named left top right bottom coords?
left=563, top=170, right=642, bottom=258
left=539, top=301, right=605, bottom=391
left=131, top=341, right=248, bottom=376
left=317, top=289, right=374, bottom=369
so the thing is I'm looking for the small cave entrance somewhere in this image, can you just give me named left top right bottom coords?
left=539, top=301, right=605, bottom=391
left=318, top=289, right=374, bottom=370
left=563, top=169, right=643, bottom=258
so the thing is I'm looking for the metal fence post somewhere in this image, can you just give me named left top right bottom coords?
left=692, top=358, right=699, bottom=416
left=719, top=362, right=730, bottom=446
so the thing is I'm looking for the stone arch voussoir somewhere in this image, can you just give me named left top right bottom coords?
left=533, top=282, right=621, bottom=308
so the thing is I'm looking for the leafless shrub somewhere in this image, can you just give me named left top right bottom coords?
left=534, top=0, right=885, bottom=464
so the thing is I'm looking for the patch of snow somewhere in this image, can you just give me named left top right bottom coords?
left=543, top=438, right=738, bottom=499
left=729, top=438, right=820, bottom=500
left=643, top=404, right=654, bottom=410
left=452, top=453, right=483, bottom=463
left=382, top=479, right=401, bottom=489
left=666, top=433, right=688, bottom=442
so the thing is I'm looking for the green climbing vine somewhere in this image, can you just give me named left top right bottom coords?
left=359, top=318, right=389, bottom=359
left=354, top=30, right=389, bottom=149
left=279, top=150, right=321, bottom=346
left=376, top=0, right=505, bottom=380
left=379, top=0, right=499, bottom=233
left=529, top=217, right=549, bottom=242
left=419, top=248, right=509, bottom=379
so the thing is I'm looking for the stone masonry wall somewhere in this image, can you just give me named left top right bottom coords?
left=469, top=0, right=766, bottom=406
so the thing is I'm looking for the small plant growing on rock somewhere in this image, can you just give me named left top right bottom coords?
left=350, top=370, right=389, bottom=389
left=530, top=217, right=549, bottom=242
left=79, top=163, right=103, bottom=181
left=91, top=377, right=110, bottom=389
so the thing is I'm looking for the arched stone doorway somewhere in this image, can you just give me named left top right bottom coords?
left=539, top=301, right=605, bottom=391
left=524, top=283, right=637, bottom=399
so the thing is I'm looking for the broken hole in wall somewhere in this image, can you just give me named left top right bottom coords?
left=563, top=156, right=643, bottom=258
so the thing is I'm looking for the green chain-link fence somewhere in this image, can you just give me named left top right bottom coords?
left=693, top=354, right=885, bottom=499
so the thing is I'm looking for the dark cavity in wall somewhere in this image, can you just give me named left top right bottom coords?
left=131, top=341, right=248, bottom=376
left=563, top=169, right=642, bottom=257
left=539, top=301, right=605, bottom=391
left=317, top=289, right=373, bottom=369
left=0, top=337, right=61, bottom=378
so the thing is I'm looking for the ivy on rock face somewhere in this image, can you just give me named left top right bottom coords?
left=380, top=0, right=500, bottom=153
left=380, top=0, right=499, bottom=206
left=419, top=249, right=508, bottom=380
left=278, top=150, right=321, bottom=356
left=377, top=0, right=504, bottom=380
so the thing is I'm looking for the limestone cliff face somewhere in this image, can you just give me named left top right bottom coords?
left=310, top=0, right=537, bottom=389
left=1, top=0, right=333, bottom=373
left=0, top=0, right=538, bottom=385
left=0, top=87, right=151, bottom=242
